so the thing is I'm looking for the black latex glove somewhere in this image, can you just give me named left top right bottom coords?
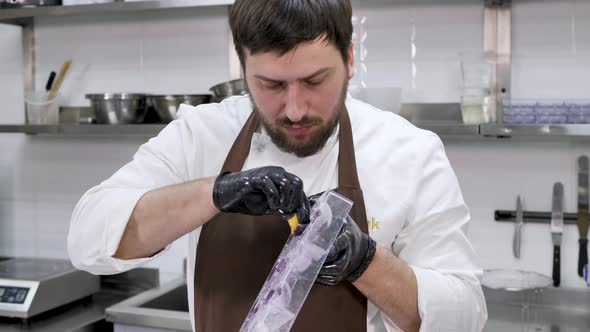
left=316, top=215, right=377, bottom=285
left=212, top=166, right=310, bottom=224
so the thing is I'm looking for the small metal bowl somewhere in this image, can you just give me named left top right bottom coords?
left=209, top=79, right=247, bottom=102
left=149, top=94, right=212, bottom=123
left=85, top=93, right=148, bottom=124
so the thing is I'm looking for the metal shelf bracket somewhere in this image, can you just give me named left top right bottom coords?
left=484, top=0, right=512, bottom=123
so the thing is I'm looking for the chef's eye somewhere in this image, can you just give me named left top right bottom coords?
left=305, top=79, right=322, bottom=87
left=263, top=82, right=284, bottom=90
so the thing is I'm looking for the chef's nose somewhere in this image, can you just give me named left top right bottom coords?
left=284, top=83, right=307, bottom=123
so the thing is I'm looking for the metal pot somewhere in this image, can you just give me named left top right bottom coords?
left=85, top=93, right=148, bottom=124
left=149, top=94, right=212, bottom=123
left=209, top=79, right=247, bottom=102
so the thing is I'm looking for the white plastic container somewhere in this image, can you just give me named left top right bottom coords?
left=240, top=191, right=353, bottom=332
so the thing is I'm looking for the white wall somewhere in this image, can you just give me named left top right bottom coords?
left=0, top=5, right=230, bottom=282
left=1, top=0, right=590, bottom=287
left=351, top=0, right=590, bottom=290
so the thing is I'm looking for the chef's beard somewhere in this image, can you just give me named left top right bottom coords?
left=251, top=80, right=347, bottom=158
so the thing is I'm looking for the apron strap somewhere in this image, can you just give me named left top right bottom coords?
left=220, top=110, right=260, bottom=174
left=337, top=108, right=361, bottom=190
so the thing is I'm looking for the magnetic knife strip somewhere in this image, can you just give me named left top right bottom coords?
left=495, top=210, right=578, bottom=225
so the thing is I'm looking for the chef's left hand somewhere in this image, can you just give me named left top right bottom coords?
left=316, top=215, right=377, bottom=286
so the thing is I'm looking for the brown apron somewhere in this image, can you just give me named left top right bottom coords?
left=194, top=109, right=369, bottom=331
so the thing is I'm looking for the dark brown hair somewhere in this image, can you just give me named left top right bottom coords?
left=229, top=0, right=353, bottom=70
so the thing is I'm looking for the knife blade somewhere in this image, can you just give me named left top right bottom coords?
left=513, top=196, right=523, bottom=258
left=551, top=182, right=564, bottom=287
left=577, top=156, right=589, bottom=277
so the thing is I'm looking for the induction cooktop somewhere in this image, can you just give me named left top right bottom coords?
left=0, top=257, right=100, bottom=318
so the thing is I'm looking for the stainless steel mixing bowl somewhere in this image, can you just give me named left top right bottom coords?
left=209, top=79, right=247, bottom=102
left=85, top=93, right=148, bottom=124
left=149, top=94, right=212, bottom=123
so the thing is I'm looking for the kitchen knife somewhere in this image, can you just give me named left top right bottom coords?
left=513, top=196, right=523, bottom=258
left=551, top=182, right=564, bottom=287
left=577, top=156, right=589, bottom=277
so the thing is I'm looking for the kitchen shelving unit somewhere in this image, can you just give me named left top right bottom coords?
left=1, top=0, right=590, bottom=139
left=0, top=0, right=234, bottom=21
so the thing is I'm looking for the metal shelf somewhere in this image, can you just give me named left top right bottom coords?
left=3, top=123, right=590, bottom=138
left=0, top=124, right=165, bottom=136
left=0, top=122, right=479, bottom=138
left=0, top=0, right=234, bottom=21
left=481, top=124, right=590, bottom=138
left=2, top=105, right=590, bottom=138
left=399, top=103, right=480, bottom=137
left=413, top=122, right=480, bottom=137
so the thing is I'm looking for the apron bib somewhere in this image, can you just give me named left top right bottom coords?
left=194, top=109, right=369, bottom=331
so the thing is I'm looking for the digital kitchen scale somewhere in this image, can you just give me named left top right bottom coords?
left=0, top=257, right=100, bottom=318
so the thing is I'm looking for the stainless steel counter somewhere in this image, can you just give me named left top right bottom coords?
left=485, top=303, right=588, bottom=332
left=0, top=291, right=125, bottom=332
left=105, top=278, right=590, bottom=332
left=484, top=287, right=590, bottom=332
left=106, top=278, right=190, bottom=331
left=0, top=268, right=159, bottom=332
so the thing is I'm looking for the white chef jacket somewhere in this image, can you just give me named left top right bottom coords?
left=68, top=94, right=488, bottom=332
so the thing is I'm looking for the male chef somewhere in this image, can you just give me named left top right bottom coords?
left=68, top=0, right=487, bottom=331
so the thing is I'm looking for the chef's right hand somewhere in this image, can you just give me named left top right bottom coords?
left=212, top=166, right=310, bottom=224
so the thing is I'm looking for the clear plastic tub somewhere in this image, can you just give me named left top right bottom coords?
left=25, top=91, right=59, bottom=125
left=460, top=95, right=494, bottom=125
left=459, top=51, right=494, bottom=90
left=240, top=191, right=353, bottom=332
left=534, top=101, right=568, bottom=124
left=502, top=99, right=535, bottom=124
left=459, top=51, right=496, bottom=125
left=566, top=101, right=590, bottom=124
left=503, top=99, right=590, bottom=124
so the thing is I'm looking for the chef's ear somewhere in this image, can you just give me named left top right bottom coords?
left=347, top=43, right=354, bottom=80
